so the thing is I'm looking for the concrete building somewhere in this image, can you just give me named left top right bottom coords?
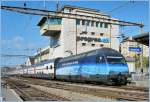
left=37, top=5, right=120, bottom=59
left=34, top=46, right=50, bottom=64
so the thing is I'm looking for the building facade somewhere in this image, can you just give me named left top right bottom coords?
left=34, top=46, right=50, bottom=64
left=120, top=36, right=149, bottom=58
left=38, top=5, right=120, bottom=59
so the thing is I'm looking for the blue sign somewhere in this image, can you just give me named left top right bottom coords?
left=128, top=47, right=141, bottom=52
left=99, top=37, right=110, bottom=43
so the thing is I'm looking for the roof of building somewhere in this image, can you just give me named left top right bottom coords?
left=61, top=5, right=109, bottom=16
left=133, top=32, right=149, bottom=46
left=37, top=5, right=110, bottom=26
left=38, top=17, right=47, bottom=26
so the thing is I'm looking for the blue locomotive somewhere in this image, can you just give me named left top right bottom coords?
left=56, top=48, right=129, bottom=85
left=10, top=48, right=129, bottom=85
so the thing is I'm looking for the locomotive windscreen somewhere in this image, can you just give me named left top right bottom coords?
left=106, top=56, right=126, bottom=64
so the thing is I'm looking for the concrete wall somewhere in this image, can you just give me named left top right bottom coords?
left=62, top=18, right=77, bottom=56
left=127, top=61, right=135, bottom=73
left=37, top=6, right=120, bottom=60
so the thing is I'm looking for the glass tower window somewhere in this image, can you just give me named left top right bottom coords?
left=46, top=18, right=62, bottom=25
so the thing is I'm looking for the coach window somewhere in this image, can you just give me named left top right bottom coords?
left=46, top=66, right=48, bottom=70
left=50, top=65, right=53, bottom=69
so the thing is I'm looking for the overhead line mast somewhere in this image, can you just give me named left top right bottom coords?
left=1, top=5, right=144, bottom=27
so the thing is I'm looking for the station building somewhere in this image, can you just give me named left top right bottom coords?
left=120, top=36, right=148, bottom=58
left=120, top=36, right=149, bottom=73
left=37, top=5, right=120, bottom=59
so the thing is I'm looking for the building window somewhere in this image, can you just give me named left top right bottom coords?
left=82, top=20, right=85, bottom=25
left=82, top=43, right=86, bottom=46
left=100, top=33, right=104, bottom=36
left=91, top=21, right=94, bottom=27
left=81, top=31, right=87, bottom=34
left=86, top=20, right=90, bottom=26
left=104, top=23, right=108, bottom=28
left=76, top=19, right=80, bottom=25
left=96, top=22, right=99, bottom=27
left=100, top=22, right=103, bottom=28
left=69, top=9, right=72, bottom=12
left=47, top=18, right=62, bottom=25
left=91, top=32, right=95, bottom=35
left=91, top=44, right=95, bottom=47
left=100, top=44, right=104, bottom=47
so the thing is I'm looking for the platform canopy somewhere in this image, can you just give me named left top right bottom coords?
left=133, top=32, right=149, bottom=46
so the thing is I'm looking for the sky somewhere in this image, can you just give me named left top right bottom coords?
left=1, top=0, right=149, bottom=67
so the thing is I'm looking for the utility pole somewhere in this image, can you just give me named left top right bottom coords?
left=37, top=48, right=42, bottom=63
left=44, top=0, right=46, bottom=9
left=56, top=0, right=59, bottom=12
left=139, top=22, right=144, bottom=74
left=109, top=24, right=112, bottom=48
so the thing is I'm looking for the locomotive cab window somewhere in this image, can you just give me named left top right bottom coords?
left=106, top=56, right=126, bottom=64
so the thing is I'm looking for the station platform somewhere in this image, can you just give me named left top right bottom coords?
left=132, top=80, right=149, bottom=87
left=1, top=81, right=23, bottom=102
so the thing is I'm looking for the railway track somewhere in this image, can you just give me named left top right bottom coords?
left=19, top=76, right=148, bottom=92
left=3, top=78, right=69, bottom=101
left=3, top=76, right=149, bottom=101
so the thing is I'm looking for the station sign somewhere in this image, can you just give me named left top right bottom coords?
left=77, top=36, right=110, bottom=43
left=128, top=47, right=141, bottom=52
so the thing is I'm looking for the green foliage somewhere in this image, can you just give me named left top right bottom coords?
left=135, top=55, right=149, bottom=68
